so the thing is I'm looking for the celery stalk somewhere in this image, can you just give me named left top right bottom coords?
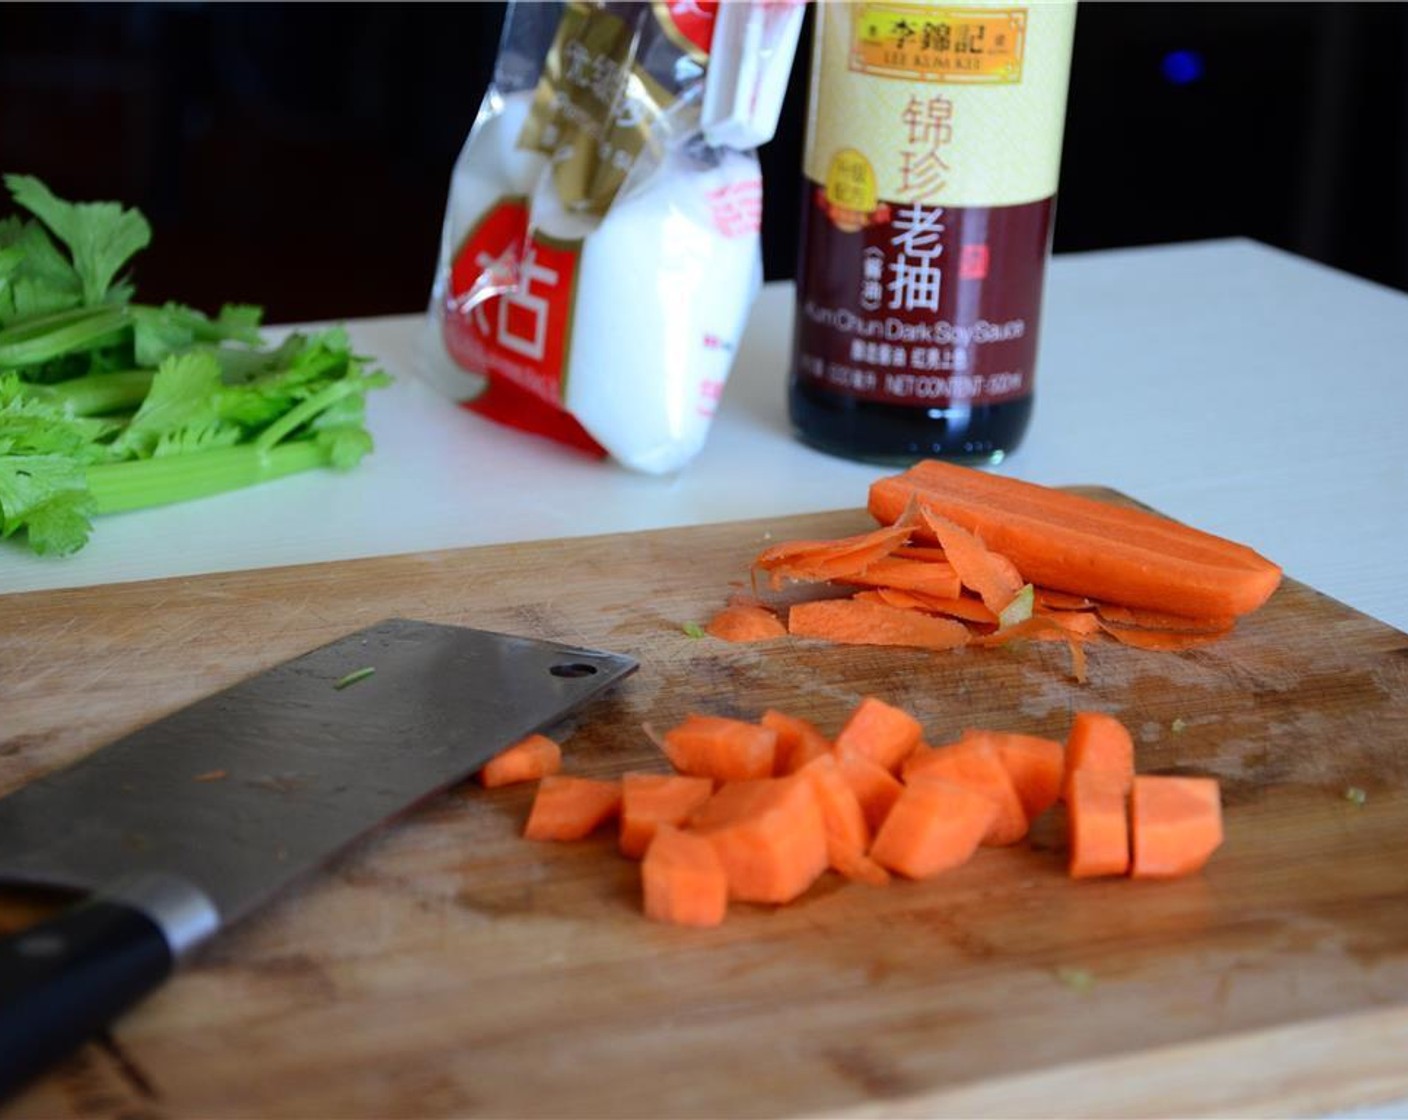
left=87, top=440, right=333, bottom=514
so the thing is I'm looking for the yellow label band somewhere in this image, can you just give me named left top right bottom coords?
left=804, top=0, right=1076, bottom=209
left=851, top=4, right=1028, bottom=84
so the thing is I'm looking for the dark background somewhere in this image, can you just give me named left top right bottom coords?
left=2, top=2, right=1404, bottom=323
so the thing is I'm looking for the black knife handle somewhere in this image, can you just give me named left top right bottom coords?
left=0, top=897, right=172, bottom=1097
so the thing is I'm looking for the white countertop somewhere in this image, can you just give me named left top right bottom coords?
left=3, top=237, right=1406, bottom=637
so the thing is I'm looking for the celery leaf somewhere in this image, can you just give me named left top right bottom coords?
left=5, top=174, right=151, bottom=307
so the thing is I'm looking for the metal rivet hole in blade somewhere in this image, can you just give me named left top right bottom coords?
left=549, top=662, right=599, bottom=679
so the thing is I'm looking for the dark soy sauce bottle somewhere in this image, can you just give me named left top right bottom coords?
left=787, top=1, right=1077, bottom=466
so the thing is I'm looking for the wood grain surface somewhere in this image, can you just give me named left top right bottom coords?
left=2, top=494, right=1407, bottom=1119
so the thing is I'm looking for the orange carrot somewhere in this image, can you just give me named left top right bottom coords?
left=832, top=695, right=924, bottom=774
left=704, top=602, right=787, bottom=642
left=523, top=776, right=622, bottom=841
left=661, top=714, right=777, bottom=782
left=869, top=777, right=998, bottom=880
left=761, top=709, right=832, bottom=774
left=689, top=776, right=829, bottom=904
left=788, top=598, right=970, bottom=651
left=903, top=738, right=1029, bottom=846
left=872, top=589, right=999, bottom=626
left=1063, top=711, right=1135, bottom=800
left=1033, top=605, right=1102, bottom=637
left=478, top=733, right=562, bottom=788
left=968, top=729, right=1065, bottom=822
left=799, top=754, right=872, bottom=872
left=1066, top=771, right=1131, bottom=878
left=870, top=460, right=1282, bottom=619
left=1129, top=775, right=1223, bottom=879
left=1097, top=621, right=1233, bottom=651
left=918, top=507, right=1026, bottom=614
left=619, top=773, right=716, bottom=859
left=642, top=825, right=729, bottom=927
left=834, top=749, right=905, bottom=832
left=1095, top=603, right=1235, bottom=632
left=839, top=556, right=962, bottom=598
left=754, top=523, right=912, bottom=587
left=1034, top=587, right=1095, bottom=611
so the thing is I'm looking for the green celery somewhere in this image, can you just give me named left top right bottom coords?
left=87, top=440, right=336, bottom=514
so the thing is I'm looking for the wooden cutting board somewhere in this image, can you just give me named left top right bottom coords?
left=3, top=492, right=1407, bottom=1119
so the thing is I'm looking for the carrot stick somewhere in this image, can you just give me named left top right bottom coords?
left=642, top=825, right=729, bottom=927
left=833, top=695, right=924, bottom=774
left=661, top=714, right=778, bottom=782
left=902, top=738, right=1029, bottom=846
left=689, top=776, right=829, bottom=904
left=523, top=776, right=622, bottom=841
left=478, top=733, right=562, bottom=788
left=761, top=709, right=833, bottom=774
left=869, top=777, right=998, bottom=880
left=1129, top=775, right=1223, bottom=879
left=619, top=773, right=715, bottom=859
left=1066, top=771, right=1131, bottom=878
left=1062, top=711, right=1136, bottom=799
left=704, top=602, right=787, bottom=642
left=788, top=598, right=970, bottom=651
left=870, top=460, right=1282, bottom=619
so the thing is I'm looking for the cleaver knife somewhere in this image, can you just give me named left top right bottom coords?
left=0, top=618, right=637, bottom=1095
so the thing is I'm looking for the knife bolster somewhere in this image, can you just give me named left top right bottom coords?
left=96, top=872, right=221, bottom=959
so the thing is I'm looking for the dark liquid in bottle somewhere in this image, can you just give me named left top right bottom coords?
left=789, top=382, right=1032, bottom=466
left=788, top=194, right=1054, bottom=466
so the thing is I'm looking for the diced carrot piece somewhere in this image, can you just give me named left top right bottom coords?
left=1063, top=711, right=1135, bottom=800
left=689, top=776, right=828, bottom=904
left=619, top=773, right=715, bottom=860
left=1130, top=775, right=1223, bottom=879
left=1067, top=771, right=1131, bottom=878
left=830, top=846, right=892, bottom=886
left=642, top=825, right=729, bottom=927
left=661, top=714, right=777, bottom=782
left=903, top=738, right=1029, bottom=846
left=478, top=732, right=562, bottom=788
left=798, top=755, right=872, bottom=874
left=762, top=709, right=833, bottom=775
left=704, top=602, right=787, bottom=642
left=968, top=729, right=1065, bottom=822
left=834, top=749, right=906, bottom=832
left=833, top=695, right=924, bottom=774
left=787, top=598, right=971, bottom=651
left=869, top=777, right=998, bottom=879
left=523, top=776, right=622, bottom=841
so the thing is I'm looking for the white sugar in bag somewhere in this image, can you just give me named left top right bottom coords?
left=426, top=1, right=801, bottom=474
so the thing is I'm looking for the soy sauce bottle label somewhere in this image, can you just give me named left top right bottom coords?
left=790, top=1, right=1075, bottom=458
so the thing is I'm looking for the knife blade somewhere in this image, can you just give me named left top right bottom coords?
left=0, top=618, right=637, bottom=1095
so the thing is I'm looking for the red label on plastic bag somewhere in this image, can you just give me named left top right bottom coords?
left=442, top=199, right=606, bottom=456
left=656, top=0, right=719, bottom=59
